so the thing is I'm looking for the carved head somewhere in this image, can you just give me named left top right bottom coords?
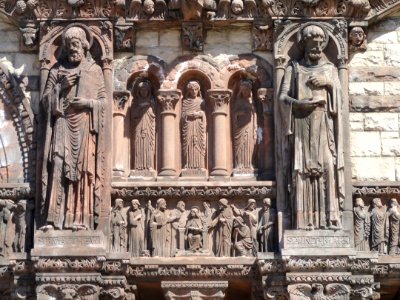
left=349, top=26, right=366, bottom=47
left=372, top=198, right=382, bottom=208
left=143, top=0, right=155, bottom=15
left=157, top=198, right=167, bottom=210
left=190, top=206, right=200, bottom=218
left=20, top=25, right=38, bottom=48
left=390, top=198, right=398, bottom=208
left=137, top=80, right=152, bottom=99
left=63, top=27, right=90, bottom=64
left=131, top=199, right=140, bottom=210
left=218, top=198, right=229, bottom=210
left=231, top=0, right=244, bottom=14
left=176, top=200, right=185, bottom=212
left=186, top=81, right=201, bottom=98
left=300, top=25, right=328, bottom=63
left=245, top=198, right=256, bottom=210
left=60, top=288, right=78, bottom=300
left=239, top=79, right=253, bottom=100
left=115, top=198, right=124, bottom=210
left=263, top=198, right=271, bottom=208
left=355, top=197, right=364, bottom=208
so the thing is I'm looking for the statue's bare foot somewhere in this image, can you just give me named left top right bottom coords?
left=39, top=224, right=54, bottom=232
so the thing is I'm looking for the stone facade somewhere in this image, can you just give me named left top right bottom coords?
left=0, top=0, right=399, bottom=299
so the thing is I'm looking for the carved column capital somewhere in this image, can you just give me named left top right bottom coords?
left=208, top=89, right=232, bottom=116
left=162, top=281, right=228, bottom=300
left=157, top=89, right=182, bottom=114
left=275, top=56, right=286, bottom=69
left=113, top=91, right=131, bottom=117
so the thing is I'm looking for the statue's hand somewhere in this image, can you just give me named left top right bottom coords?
left=307, top=75, right=331, bottom=88
left=71, top=97, right=92, bottom=110
left=60, top=73, right=78, bottom=90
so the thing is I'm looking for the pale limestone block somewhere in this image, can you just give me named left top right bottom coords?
left=350, top=132, right=381, bottom=157
left=206, top=29, right=229, bottom=45
left=384, top=44, right=400, bottom=66
left=368, top=31, right=398, bottom=44
left=349, top=113, right=364, bottom=131
left=381, top=131, right=399, bottom=139
left=349, top=82, right=384, bottom=96
left=352, top=157, right=396, bottom=181
left=364, top=113, right=399, bottom=131
left=136, top=30, right=159, bottom=48
left=349, top=51, right=384, bottom=67
left=395, top=157, right=400, bottom=180
left=14, top=53, right=40, bottom=76
left=135, top=46, right=180, bottom=64
left=227, top=42, right=252, bottom=55
left=369, top=18, right=400, bottom=32
left=382, top=138, right=400, bottom=156
left=228, top=29, right=251, bottom=44
left=160, top=30, right=180, bottom=47
left=385, top=82, right=400, bottom=95
left=366, top=43, right=384, bottom=51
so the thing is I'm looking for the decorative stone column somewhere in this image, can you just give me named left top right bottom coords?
left=208, top=89, right=232, bottom=177
left=162, top=281, right=228, bottom=300
left=258, top=88, right=274, bottom=179
left=157, top=89, right=181, bottom=177
left=112, top=91, right=130, bottom=177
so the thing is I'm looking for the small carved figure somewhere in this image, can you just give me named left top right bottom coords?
left=128, top=199, right=145, bottom=256
left=110, top=199, right=126, bottom=252
left=13, top=200, right=27, bottom=253
left=370, top=198, right=388, bottom=255
left=170, top=201, right=187, bottom=256
left=131, top=80, right=156, bottom=174
left=202, top=201, right=215, bottom=253
left=40, top=25, right=106, bottom=231
left=231, top=199, right=258, bottom=249
left=232, top=79, right=257, bottom=174
left=20, top=24, right=38, bottom=48
left=353, top=197, right=370, bottom=251
left=279, top=24, right=344, bottom=230
left=231, top=0, right=244, bottom=15
left=257, top=198, right=276, bottom=252
left=129, top=0, right=166, bottom=19
left=387, top=198, right=400, bottom=255
left=181, top=81, right=207, bottom=172
left=210, top=198, right=234, bottom=257
left=349, top=27, right=367, bottom=52
left=0, top=200, right=14, bottom=256
left=150, top=198, right=178, bottom=257
left=185, top=206, right=204, bottom=252
left=233, top=216, right=255, bottom=256
left=181, top=0, right=204, bottom=21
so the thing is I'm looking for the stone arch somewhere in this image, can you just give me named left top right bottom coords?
left=0, top=61, right=35, bottom=184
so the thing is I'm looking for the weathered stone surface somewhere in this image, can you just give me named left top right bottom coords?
left=349, top=113, right=365, bottom=131
left=349, top=82, right=384, bottom=96
left=349, top=50, right=384, bottom=66
left=351, top=132, right=381, bottom=157
left=352, top=157, right=396, bottom=181
left=351, top=95, right=400, bottom=112
left=349, top=66, right=400, bottom=82
left=364, top=113, right=399, bottom=131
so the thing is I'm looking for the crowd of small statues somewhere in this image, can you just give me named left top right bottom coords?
left=110, top=198, right=276, bottom=257
left=354, top=197, right=400, bottom=255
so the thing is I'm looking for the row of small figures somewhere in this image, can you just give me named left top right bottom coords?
left=110, top=197, right=276, bottom=257
left=354, top=197, right=400, bottom=255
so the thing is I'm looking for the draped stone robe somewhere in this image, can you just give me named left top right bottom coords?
left=211, top=207, right=233, bottom=257
left=280, top=59, right=344, bottom=230
left=41, top=58, right=106, bottom=230
left=128, top=208, right=145, bottom=256
left=354, top=206, right=370, bottom=251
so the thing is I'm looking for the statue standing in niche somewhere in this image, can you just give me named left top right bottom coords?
left=232, top=79, right=257, bottom=175
left=231, top=199, right=258, bottom=249
left=353, top=198, right=370, bottom=251
left=13, top=200, right=27, bottom=253
left=0, top=200, right=13, bottom=256
left=370, top=198, right=388, bottom=255
left=210, top=198, right=234, bottom=257
left=128, top=199, right=145, bottom=256
left=185, top=206, right=204, bottom=252
left=233, top=216, right=255, bottom=257
left=387, top=198, right=400, bottom=255
left=40, top=25, right=106, bottom=231
left=110, top=199, right=126, bottom=252
left=181, top=81, right=206, bottom=175
left=150, top=198, right=178, bottom=257
left=257, top=198, right=276, bottom=252
left=279, top=24, right=344, bottom=230
left=131, top=80, right=156, bottom=176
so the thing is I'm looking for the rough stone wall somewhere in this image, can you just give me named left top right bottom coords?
left=350, top=14, right=400, bottom=182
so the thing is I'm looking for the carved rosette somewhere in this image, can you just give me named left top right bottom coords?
left=113, top=91, right=131, bottom=117
left=157, top=89, right=181, bottom=114
left=208, top=89, right=232, bottom=115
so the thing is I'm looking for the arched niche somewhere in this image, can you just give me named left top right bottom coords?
left=273, top=21, right=351, bottom=235
left=116, top=56, right=166, bottom=179
left=222, top=54, right=274, bottom=179
left=177, top=70, right=212, bottom=177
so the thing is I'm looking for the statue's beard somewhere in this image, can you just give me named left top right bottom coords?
left=68, top=51, right=84, bottom=63
left=308, top=51, right=322, bottom=61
